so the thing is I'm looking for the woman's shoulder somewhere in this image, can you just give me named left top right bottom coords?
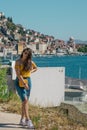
left=32, top=61, right=37, bottom=67
left=15, top=59, right=21, bottom=65
left=32, top=61, right=36, bottom=64
left=32, top=61, right=34, bottom=63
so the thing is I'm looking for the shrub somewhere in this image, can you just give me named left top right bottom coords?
left=0, top=65, right=8, bottom=100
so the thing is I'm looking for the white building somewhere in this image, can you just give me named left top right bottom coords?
left=39, top=43, right=47, bottom=54
left=27, top=43, right=47, bottom=54
left=27, top=43, right=36, bottom=52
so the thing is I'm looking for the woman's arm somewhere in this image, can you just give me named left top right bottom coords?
left=31, top=61, right=37, bottom=73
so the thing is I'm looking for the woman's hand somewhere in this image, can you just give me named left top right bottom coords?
left=24, top=83, right=29, bottom=90
left=31, top=68, right=37, bottom=73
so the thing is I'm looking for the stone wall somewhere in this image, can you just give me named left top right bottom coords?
left=7, top=75, right=16, bottom=92
left=59, top=102, right=87, bottom=125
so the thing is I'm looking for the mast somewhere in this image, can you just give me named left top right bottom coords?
left=79, top=67, right=81, bottom=79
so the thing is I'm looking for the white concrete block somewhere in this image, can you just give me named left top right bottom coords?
left=30, top=67, right=65, bottom=107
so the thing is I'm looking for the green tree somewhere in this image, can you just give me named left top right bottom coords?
left=0, top=65, right=8, bottom=98
left=6, top=21, right=16, bottom=32
left=78, top=45, right=87, bottom=53
left=18, top=28, right=25, bottom=35
left=7, top=17, right=13, bottom=22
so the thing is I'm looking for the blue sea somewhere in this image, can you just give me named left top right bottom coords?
left=32, top=55, right=87, bottom=80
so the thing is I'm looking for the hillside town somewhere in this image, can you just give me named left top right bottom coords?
left=0, top=12, right=87, bottom=56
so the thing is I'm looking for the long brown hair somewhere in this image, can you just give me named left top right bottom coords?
left=20, top=48, right=32, bottom=71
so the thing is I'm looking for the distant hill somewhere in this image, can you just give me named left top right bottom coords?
left=75, top=39, right=87, bottom=44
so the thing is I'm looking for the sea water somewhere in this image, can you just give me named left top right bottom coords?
left=33, top=55, right=87, bottom=80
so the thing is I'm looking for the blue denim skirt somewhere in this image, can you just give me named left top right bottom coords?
left=15, top=77, right=32, bottom=102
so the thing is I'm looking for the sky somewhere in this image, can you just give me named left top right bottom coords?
left=0, top=0, right=87, bottom=41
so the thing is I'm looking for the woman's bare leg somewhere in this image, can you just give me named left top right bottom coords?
left=23, top=99, right=30, bottom=120
left=21, top=102, right=25, bottom=119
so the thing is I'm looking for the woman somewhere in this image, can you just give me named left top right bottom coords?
left=15, top=47, right=37, bottom=128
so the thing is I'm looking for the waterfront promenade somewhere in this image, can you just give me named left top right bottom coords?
left=0, top=111, right=34, bottom=130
